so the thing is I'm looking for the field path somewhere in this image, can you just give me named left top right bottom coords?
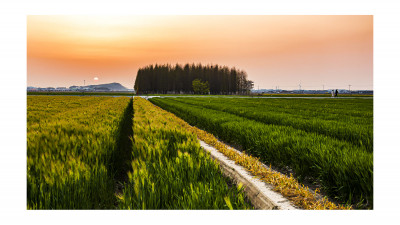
left=199, top=140, right=297, bottom=210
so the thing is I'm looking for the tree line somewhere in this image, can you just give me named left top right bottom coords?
left=134, top=63, right=254, bottom=94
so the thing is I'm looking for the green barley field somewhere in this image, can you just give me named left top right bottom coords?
left=149, top=97, right=373, bottom=208
left=27, top=96, right=252, bottom=209
left=27, top=95, right=372, bottom=209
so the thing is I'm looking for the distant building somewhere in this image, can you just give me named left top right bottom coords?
left=69, top=86, right=81, bottom=91
left=81, top=87, right=94, bottom=92
left=56, top=87, right=68, bottom=91
left=93, top=87, right=110, bottom=92
left=27, top=86, right=37, bottom=91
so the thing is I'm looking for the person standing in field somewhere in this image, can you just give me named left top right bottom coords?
left=331, top=89, right=335, bottom=98
left=335, top=89, right=338, bottom=97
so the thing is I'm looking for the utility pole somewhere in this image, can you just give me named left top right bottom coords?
left=348, top=84, right=351, bottom=94
left=84, top=80, right=85, bottom=86
left=323, top=84, right=324, bottom=91
left=299, top=80, right=302, bottom=93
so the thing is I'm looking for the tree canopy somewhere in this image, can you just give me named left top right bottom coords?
left=134, top=63, right=254, bottom=94
left=192, top=79, right=210, bottom=94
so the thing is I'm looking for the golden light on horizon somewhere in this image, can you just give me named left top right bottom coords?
left=27, top=15, right=373, bottom=90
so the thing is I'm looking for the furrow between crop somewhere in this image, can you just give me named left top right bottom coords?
left=149, top=97, right=372, bottom=208
left=112, top=98, right=134, bottom=207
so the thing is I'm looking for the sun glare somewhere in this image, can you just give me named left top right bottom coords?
left=56, top=15, right=141, bottom=27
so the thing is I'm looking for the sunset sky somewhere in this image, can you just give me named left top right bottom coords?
left=27, top=15, right=373, bottom=90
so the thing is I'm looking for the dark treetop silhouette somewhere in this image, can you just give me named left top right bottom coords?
left=134, top=63, right=254, bottom=95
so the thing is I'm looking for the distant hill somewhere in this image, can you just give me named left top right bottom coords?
left=84, top=82, right=128, bottom=91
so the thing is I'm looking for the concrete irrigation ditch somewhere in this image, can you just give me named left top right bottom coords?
left=199, top=140, right=297, bottom=210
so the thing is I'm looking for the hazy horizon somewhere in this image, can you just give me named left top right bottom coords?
left=27, top=80, right=373, bottom=91
left=27, top=15, right=373, bottom=90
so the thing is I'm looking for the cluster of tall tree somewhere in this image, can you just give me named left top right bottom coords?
left=134, top=63, right=254, bottom=94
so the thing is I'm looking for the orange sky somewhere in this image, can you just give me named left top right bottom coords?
left=27, top=15, right=373, bottom=90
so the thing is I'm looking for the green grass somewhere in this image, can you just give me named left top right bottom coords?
left=168, top=97, right=373, bottom=152
left=27, top=96, right=131, bottom=209
left=27, top=96, right=253, bottom=209
left=149, top=97, right=373, bottom=208
left=117, top=97, right=253, bottom=209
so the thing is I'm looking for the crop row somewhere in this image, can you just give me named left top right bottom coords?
left=27, top=96, right=131, bottom=209
left=168, top=97, right=373, bottom=152
left=144, top=98, right=349, bottom=209
left=117, top=97, right=252, bottom=209
left=169, top=97, right=373, bottom=123
left=149, top=97, right=373, bottom=207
